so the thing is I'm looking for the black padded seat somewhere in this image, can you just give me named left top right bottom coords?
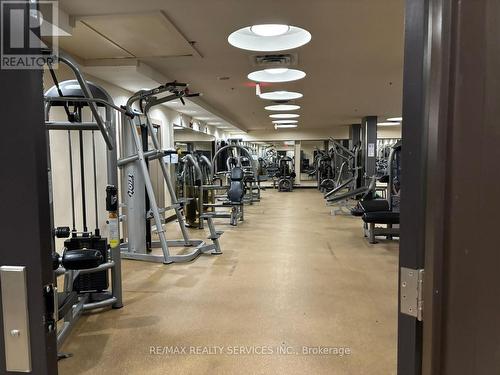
left=362, top=211, right=400, bottom=225
left=351, top=199, right=390, bottom=216
left=359, top=199, right=390, bottom=212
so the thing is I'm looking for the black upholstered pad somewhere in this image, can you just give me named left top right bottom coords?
left=359, top=200, right=390, bottom=212
left=362, top=211, right=400, bottom=224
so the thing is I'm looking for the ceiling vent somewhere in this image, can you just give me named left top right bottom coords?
left=251, top=53, right=298, bottom=68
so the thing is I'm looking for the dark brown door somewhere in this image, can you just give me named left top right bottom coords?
left=399, top=0, right=500, bottom=374
left=0, top=1, right=58, bottom=373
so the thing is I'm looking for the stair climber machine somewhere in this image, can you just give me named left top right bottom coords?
left=119, top=82, right=223, bottom=264
left=43, top=54, right=125, bottom=355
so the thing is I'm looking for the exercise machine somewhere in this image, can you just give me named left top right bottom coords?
left=276, top=156, right=296, bottom=192
left=119, top=82, right=223, bottom=263
left=44, top=53, right=124, bottom=353
left=352, top=142, right=401, bottom=243
left=198, top=143, right=259, bottom=227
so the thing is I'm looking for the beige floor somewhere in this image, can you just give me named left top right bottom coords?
left=59, top=189, right=399, bottom=375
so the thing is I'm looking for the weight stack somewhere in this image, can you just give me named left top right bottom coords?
left=64, top=236, right=109, bottom=293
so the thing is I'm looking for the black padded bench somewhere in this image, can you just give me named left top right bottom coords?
left=362, top=211, right=400, bottom=244
left=351, top=199, right=390, bottom=217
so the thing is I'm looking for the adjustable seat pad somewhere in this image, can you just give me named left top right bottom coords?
left=228, top=167, right=245, bottom=203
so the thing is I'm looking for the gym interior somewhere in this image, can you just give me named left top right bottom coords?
left=0, top=1, right=499, bottom=374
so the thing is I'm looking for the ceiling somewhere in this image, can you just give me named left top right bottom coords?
left=58, top=0, right=405, bottom=132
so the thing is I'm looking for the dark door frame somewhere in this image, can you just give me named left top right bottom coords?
left=0, top=0, right=58, bottom=373
left=398, top=0, right=429, bottom=373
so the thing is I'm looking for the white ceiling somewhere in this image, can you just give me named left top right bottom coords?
left=58, top=0, right=404, bottom=132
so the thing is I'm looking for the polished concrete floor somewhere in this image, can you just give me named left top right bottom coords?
left=59, top=189, right=399, bottom=375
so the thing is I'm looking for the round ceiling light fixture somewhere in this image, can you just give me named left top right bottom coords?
left=260, top=91, right=303, bottom=101
left=250, top=24, right=290, bottom=37
left=248, top=68, right=306, bottom=83
left=228, top=24, right=311, bottom=51
left=269, top=113, right=300, bottom=119
left=265, top=68, right=289, bottom=74
left=272, top=119, right=298, bottom=124
left=274, top=124, right=298, bottom=129
left=265, top=104, right=301, bottom=111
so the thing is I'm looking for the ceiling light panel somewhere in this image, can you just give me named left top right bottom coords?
left=260, top=91, right=303, bottom=101
left=250, top=24, right=290, bottom=37
left=248, top=68, right=306, bottom=83
left=228, top=24, right=312, bottom=52
left=272, top=120, right=298, bottom=124
left=265, top=104, right=301, bottom=111
left=269, top=113, right=300, bottom=119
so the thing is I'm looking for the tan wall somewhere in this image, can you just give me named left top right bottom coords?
left=378, top=125, right=402, bottom=139
left=236, top=124, right=401, bottom=142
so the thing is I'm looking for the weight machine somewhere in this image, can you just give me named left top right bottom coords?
left=43, top=53, right=126, bottom=352
left=197, top=143, right=259, bottom=227
left=119, top=82, right=223, bottom=263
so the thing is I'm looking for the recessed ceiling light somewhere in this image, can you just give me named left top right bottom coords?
left=274, top=124, right=298, bottom=129
left=248, top=68, right=306, bottom=83
left=265, top=68, right=289, bottom=74
left=387, top=117, right=403, bottom=122
left=269, top=113, right=300, bottom=119
left=228, top=25, right=312, bottom=52
left=265, top=104, right=301, bottom=111
left=378, top=122, right=401, bottom=126
left=250, top=24, right=290, bottom=37
left=272, top=120, right=298, bottom=124
left=260, top=91, right=303, bottom=101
